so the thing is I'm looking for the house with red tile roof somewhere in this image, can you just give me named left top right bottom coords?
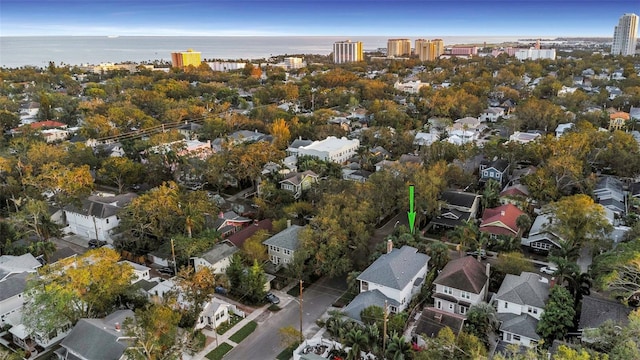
left=480, top=204, right=525, bottom=238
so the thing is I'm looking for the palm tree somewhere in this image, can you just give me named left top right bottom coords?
left=566, top=271, right=592, bottom=308
left=426, top=241, right=450, bottom=272
left=550, top=239, right=581, bottom=262
left=363, top=323, right=380, bottom=354
left=548, top=256, right=579, bottom=285
left=515, top=213, right=532, bottom=239
left=345, top=328, right=369, bottom=360
left=481, top=179, right=501, bottom=209
left=385, top=332, right=412, bottom=360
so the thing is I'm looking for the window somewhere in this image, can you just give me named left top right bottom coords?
left=513, top=335, right=521, bottom=341
left=283, top=249, right=291, bottom=255
left=449, top=303, right=454, bottom=310
left=390, top=306, right=397, bottom=313
left=437, top=301, right=442, bottom=309
left=460, top=291, right=470, bottom=299
left=460, top=306, right=467, bottom=315
left=443, top=286, right=453, bottom=295
left=504, top=302, right=508, bottom=309
left=527, top=307, right=538, bottom=315
left=361, top=281, right=368, bottom=291
left=483, top=171, right=488, bottom=177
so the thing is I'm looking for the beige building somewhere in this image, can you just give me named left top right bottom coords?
left=415, top=39, right=444, bottom=61
left=387, top=38, right=411, bottom=57
left=612, top=13, right=639, bottom=56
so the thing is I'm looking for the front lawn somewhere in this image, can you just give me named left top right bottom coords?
left=205, top=343, right=233, bottom=360
left=229, top=321, right=257, bottom=343
left=215, top=314, right=243, bottom=335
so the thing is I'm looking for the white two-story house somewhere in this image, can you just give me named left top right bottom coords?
left=64, top=193, right=137, bottom=243
left=191, top=241, right=239, bottom=274
left=494, top=272, right=550, bottom=347
left=343, top=243, right=429, bottom=321
left=433, top=256, right=489, bottom=316
left=0, top=254, right=42, bottom=327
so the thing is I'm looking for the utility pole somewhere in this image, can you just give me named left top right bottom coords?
left=299, top=279, right=304, bottom=343
left=383, top=300, right=388, bottom=354
left=170, top=238, right=178, bottom=275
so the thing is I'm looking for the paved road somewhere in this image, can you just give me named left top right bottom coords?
left=224, top=277, right=346, bottom=360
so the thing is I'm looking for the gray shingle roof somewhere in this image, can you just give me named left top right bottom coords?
left=200, top=241, right=239, bottom=265
left=441, top=190, right=479, bottom=209
left=495, top=272, right=549, bottom=308
left=65, top=193, right=136, bottom=219
left=357, top=246, right=429, bottom=291
left=342, top=289, right=398, bottom=322
left=434, top=256, right=487, bottom=294
left=0, top=272, right=29, bottom=302
left=415, top=307, right=466, bottom=338
left=498, top=313, right=540, bottom=341
left=579, top=295, right=632, bottom=330
left=263, top=225, right=303, bottom=251
left=60, top=310, right=134, bottom=360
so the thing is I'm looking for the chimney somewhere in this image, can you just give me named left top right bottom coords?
left=254, top=219, right=259, bottom=226
left=114, top=322, right=121, bottom=332
left=218, top=211, right=224, bottom=219
left=387, top=239, right=393, bottom=254
left=485, top=263, right=491, bottom=278
left=500, top=210, right=505, bottom=216
left=287, top=219, right=292, bottom=228
left=549, top=277, right=556, bottom=288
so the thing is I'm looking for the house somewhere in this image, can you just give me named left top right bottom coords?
left=344, top=244, right=429, bottom=320
left=196, top=297, right=244, bottom=331
left=630, top=106, right=640, bottom=122
left=430, top=190, right=481, bottom=230
left=96, top=142, right=125, bottom=157
left=480, top=204, right=526, bottom=238
left=521, top=214, right=563, bottom=254
left=414, top=307, right=466, bottom=339
left=432, top=256, right=489, bottom=316
left=177, top=121, right=203, bottom=139
left=342, top=169, right=372, bottom=183
left=296, top=136, right=360, bottom=164
left=118, top=260, right=150, bottom=283
left=54, top=310, right=134, bottom=360
left=578, top=295, right=632, bottom=343
left=227, top=130, right=267, bottom=145
left=191, top=241, right=239, bottom=274
left=555, top=123, right=574, bottom=138
left=0, top=254, right=43, bottom=327
left=494, top=272, right=550, bottom=347
left=263, top=223, right=303, bottom=269
left=393, top=80, right=429, bottom=94
left=227, top=219, right=273, bottom=249
left=207, top=211, right=252, bottom=238
left=279, top=170, right=319, bottom=199
left=479, top=158, right=510, bottom=187
left=609, top=111, right=630, bottom=131
left=509, top=131, right=541, bottom=144
left=374, top=159, right=398, bottom=172
left=593, top=176, right=626, bottom=217
left=287, top=138, right=314, bottom=156
left=413, top=131, right=440, bottom=147
left=479, top=107, right=505, bottom=122
left=499, top=184, right=531, bottom=209
left=64, top=192, right=137, bottom=243
left=398, top=154, right=423, bottom=166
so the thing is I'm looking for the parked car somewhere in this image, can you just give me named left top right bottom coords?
left=540, top=265, right=558, bottom=275
left=215, top=286, right=228, bottom=295
left=265, top=292, right=280, bottom=304
left=158, top=267, right=175, bottom=276
left=88, top=239, right=107, bottom=249
left=466, top=249, right=487, bottom=259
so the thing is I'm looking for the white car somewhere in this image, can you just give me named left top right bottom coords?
left=540, top=265, right=558, bottom=275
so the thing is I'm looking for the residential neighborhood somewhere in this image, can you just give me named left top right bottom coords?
left=2, top=30, right=640, bottom=360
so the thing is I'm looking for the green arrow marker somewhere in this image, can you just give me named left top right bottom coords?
left=408, top=185, right=416, bottom=234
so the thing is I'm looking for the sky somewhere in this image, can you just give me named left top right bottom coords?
left=1, top=0, right=638, bottom=37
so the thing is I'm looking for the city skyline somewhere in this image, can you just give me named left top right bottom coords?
left=0, top=0, right=638, bottom=37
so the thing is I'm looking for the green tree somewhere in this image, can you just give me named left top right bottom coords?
left=464, top=302, right=499, bottom=348
left=537, top=286, right=576, bottom=345
left=344, top=328, right=369, bottom=360
left=98, top=157, right=145, bottom=194
left=385, top=332, right=411, bottom=360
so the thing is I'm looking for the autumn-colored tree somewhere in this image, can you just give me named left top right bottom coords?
left=269, top=118, right=291, bottom=150
left=23, top=248, right=134, bottom=334
left=123, top=303, right=184, bottom=360
left=242, top=229, right=270, bottom=263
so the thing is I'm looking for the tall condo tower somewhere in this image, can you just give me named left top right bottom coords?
left=387, top=38, right=412, bottom=57
left=415, top=39, right=444, bottom=61
left=333, top=40, right=364, bottom=64
left=171, top=49, right=202, bottom=68
left=611, top=13, right=638, bottom=56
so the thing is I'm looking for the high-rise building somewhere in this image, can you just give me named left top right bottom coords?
left=415, top=39, right=444, bottom=62
left=171, top=49, right=202, bottom=68
left=612, top=13, right=639, bottom=56
left=387, top=38, right=412, bottom=57
left=333, top=40, right=363, bottom=64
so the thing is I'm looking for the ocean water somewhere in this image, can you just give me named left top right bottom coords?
left=0, top=36, right=525, bottom=68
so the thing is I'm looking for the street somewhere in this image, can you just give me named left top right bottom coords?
left=224, top=276, right=346, bottom=360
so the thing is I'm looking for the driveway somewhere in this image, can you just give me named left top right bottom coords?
left=224, top=276, right=346, bottom=359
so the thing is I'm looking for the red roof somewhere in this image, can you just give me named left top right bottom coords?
left=29, top=120, right=67, bottom=129
left=480, top=203, right=524, bottom=236
left=227, top=219, right=273, bottom=248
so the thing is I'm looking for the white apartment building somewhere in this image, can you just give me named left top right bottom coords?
left=296, top=136, right=359, bottom=163
left=515, top=48, right=556, bottom=61
left=612, top=13, right=639, bottom=56
left=284, top=57, right=304, bottom=69
left=333, top=40, right=363, bottom=64
left=207, top=61, right=247, bottom=72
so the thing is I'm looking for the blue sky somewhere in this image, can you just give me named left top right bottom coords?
left=1, top=0, right=638, bottom=37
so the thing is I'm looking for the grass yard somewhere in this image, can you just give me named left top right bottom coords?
left=229, top=321, right=257, bottom=343
left=205, top=343, right=233, bottom=360
left=215, top=314, right=243, bottom=335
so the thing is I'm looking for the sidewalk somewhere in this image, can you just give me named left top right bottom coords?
left=186, top=303, right=269, bottom=360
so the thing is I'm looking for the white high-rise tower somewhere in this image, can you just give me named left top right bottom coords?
left=611, top=13, right=638, bottom=56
